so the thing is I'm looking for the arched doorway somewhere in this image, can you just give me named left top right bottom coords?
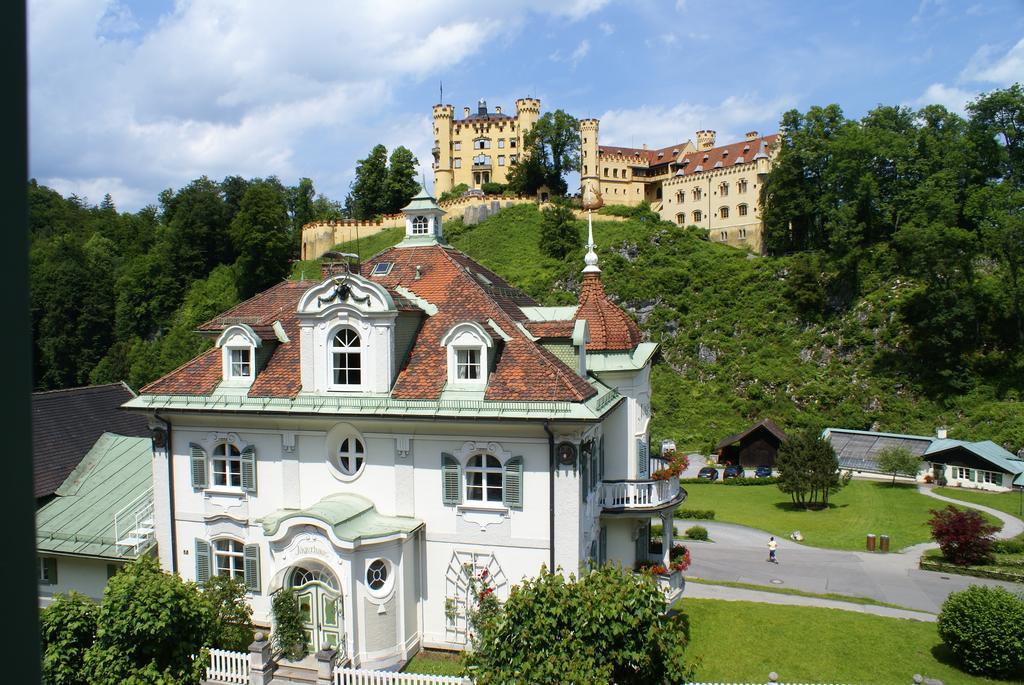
left=289, top=564, right=342, bottom=652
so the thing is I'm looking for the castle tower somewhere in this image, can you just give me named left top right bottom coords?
left=696, top=129, right=716, bottom=151
left=515, top=98, right=541, bottom=148
left=580, top=118, right=601, bottom=205
left=432, top=104, right=455, bottom=196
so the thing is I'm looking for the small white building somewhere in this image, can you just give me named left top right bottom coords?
left=126, top=189, right=685, bottom=669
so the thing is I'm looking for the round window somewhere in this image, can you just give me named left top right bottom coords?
left=366, top=559, right=388, bottom=591
left=337, top=437, right=365, bottom=476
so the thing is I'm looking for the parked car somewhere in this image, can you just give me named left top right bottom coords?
left=754, top=465, right=773, bottom=478
left=697, top=467, right=719, bottom=481
left=723, top=465, right=744, bottom=479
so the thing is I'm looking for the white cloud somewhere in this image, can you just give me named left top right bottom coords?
left=909, top=83, right=975, bottom=113
left=960, top=37, right=1024, bottom=85
left=598, top=21, right=614, bottom=36
left=570, top=39, right=591, bottom=67
left=597, top=94, right=797, bottom=150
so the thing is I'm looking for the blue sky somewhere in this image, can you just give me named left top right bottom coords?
left=28, top=0, right=1024, bottom=211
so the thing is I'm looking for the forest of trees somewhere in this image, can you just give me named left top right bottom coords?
left=28, top=176, right=344, bottom=391
left=761, top=84, right=1023, bottom=392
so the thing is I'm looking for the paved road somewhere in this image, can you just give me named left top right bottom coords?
left=674, top=486, right=1024, bottom=615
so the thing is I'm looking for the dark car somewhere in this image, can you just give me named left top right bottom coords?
left=697, top=467, right=719, bottom=481
left=723, top=465, right=744, bottom=479
left=754, top=465, right=773, bottom=478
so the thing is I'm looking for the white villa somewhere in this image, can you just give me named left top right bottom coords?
left=125, top=189, right=685, bottom=670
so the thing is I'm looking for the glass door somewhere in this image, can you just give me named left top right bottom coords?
left=289, top=565, right=342, bottom=653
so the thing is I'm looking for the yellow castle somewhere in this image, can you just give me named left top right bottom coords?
left=431, top=98, right=541, bottom=195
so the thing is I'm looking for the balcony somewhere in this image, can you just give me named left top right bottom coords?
left=472, top=161, right=492, bottom=171
left=601, top=476, right=685, bottom=513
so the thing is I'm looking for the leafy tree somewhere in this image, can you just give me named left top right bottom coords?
left=346, top=144, right=389, bottom=219
left=784, top=252, right=827, bottom=319
left=508, top=110, right=580, bottom=196
left=938, top=585, right=1024, bottom=678
left=538, top=198, right=579, bottom=259
left=384, top=146, right=420, bottom=213
left=505, top=143, right=549, bottom=196
left=271, top=588, right=307, bottom=660
left=875, top=446, right=921, bottom=486
left=775, top=428, right=846, bottom=508
left=202, top=575, right=255, bottom=652
left=967, top=83, right=1024, bottom=185
left=160, top=176, right=232, bottom=283
left=82, top=556, right=212, bottom=684
left=928, top=505, right=998, bottom=565
left=230, top=180, right=292, bottom=298
left=40, top=592, right=97, bottom=685
left=465, top=564, right=690, bottom=685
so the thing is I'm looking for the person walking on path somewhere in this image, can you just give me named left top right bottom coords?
left=767, top=536, right=778, bottom=564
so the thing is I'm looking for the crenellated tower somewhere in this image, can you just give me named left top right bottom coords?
left=432, top=104, right=455, bottom=196
left=580, top=118, right=601, bottom=204
left=515, top=98, right=541, bottom=148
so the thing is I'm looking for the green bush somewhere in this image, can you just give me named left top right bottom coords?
left=993, top=538, right=1024, bottom=554
left=676, top=508, right=715, bottom=520
left=271, top=589, right=307, bottom=660
left=480, top=182, right=506, bottom=195
left=937, top=585, right=1024, bottom=678
left=438, top=183, right=469, bottom=203
left=722, top=476, right=780, bottom=486
left=41, top=592, right=97, bottom=685
left=685, top=526, right=709, bottom=541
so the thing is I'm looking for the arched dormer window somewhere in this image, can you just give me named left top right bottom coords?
left=440, top=321, right=494, bottom=389
left=330, top=327, right=362, bottom=388
left=216, top=324, right=261, bottom=387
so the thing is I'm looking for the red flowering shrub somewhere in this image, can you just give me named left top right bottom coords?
left=929, top=505, right=998, bottom=565
left=652, top=449, right=689, bottom=481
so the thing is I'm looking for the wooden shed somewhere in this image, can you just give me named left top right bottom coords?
left=716, top=419, right=788, bottom=468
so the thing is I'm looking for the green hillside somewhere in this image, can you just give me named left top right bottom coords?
left=320, top=204, right=1024, bottom=453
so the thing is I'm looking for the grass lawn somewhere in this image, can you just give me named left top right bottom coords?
left=403, top=649, right=465, bottom=676
left=934, top=486, right=1024, bottom=519
left=678, top=598, right=1019, bottom=684
left=680, top=480, right=1002, bottom=551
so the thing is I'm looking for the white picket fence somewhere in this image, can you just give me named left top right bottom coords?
left=335, top=668, right=470, bottom=685
left=206, top=648, right=250, bottom=684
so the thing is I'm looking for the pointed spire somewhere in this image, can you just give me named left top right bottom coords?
left=582, top=209, right=600, bottom=274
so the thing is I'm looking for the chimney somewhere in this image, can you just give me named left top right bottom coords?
left=936, top=427, right=948, bottom=440
left=642, top=143, right=648, bottom=150
left=746, top=131, right=759, bottom=141
left=463, top=106, right=471, bottom=118
left=495, top=105, right=502, bottom=114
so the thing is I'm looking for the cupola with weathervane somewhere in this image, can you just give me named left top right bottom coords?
left=398, top=185, right=446, bottom=246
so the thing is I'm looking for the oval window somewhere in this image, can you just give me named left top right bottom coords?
left=367, top=559, right=388, bottom=591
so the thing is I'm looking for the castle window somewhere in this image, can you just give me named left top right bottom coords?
left=693, top=210, right=702, bottom=222
left=454, top=142, right=461, bottom=151
left=583, top=165, right=588, bottom=175
left=498, top=155, right=505, bottom=166
left=212, top=443, right=242, bottom=488
left=738, top=203, right=748, bottom=216
left=720, top=206, right=729, bottom=218
left=510, top=139, right=516, bottom=148
left=411, top=215, right=430, bottom=235
left=692, top=187, right=702, bottom=201
left=676, top=213, right=684, bottom=225
left=739, top=228, right=748, bottom=239
left=498, top=139, right=505, bottom=148
left=604, top=168, right=609, bottom=177
left=720, top=231, right=728, bottom=241
left=454, top=158, right=462, bottom=169
left=675, top=190, right=684, bottom=204
left=510, top=155, right=517, bottom=164
left=331, top=328, right=362, bottom=387
left=738, top=179, right=748, bottom=193
left=720, top=182, right=729, bottom=196
left=474, top=138, right=491, bottom=150
left=613, top=169, right=618, bottom=178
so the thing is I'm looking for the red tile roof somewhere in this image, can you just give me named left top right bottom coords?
left=574, top=273, right=642, bottom=351
left=139, top=242, right=653, bottom=403
left=598, top=134, right=779, bottom=171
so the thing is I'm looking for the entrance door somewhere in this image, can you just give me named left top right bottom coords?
left=291, top=566, right=342, bottom=652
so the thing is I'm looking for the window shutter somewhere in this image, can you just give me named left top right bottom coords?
left=637, top=439, right=649, bottom=479
left=240, top=444, right=257, bottom=494
left=244, top=544, right=261, bottom=593
left=635, top=522, right=648, bottom=562
left=189, top=444, right=208, bottom=489
left=46, top=557, right=58, bottom=585
left=441, top=453, right=462, bottom=505
left=503, top=456, right=524, bottom=509
left=580, top=446, right=589, bottom=502
left=195, top=538, right=211, bottom=584
left=599, top=526, right=608, bottom=564
left=598, top=435, right=605, bottom=483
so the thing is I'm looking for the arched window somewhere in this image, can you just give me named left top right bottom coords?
left=720, top=206, right=730, bottom=218
left=331, top=328, right=361, bottom=386
left=720, top=182, right=729, bottom=196
left=411, top=216, right=429, bottom=234
left=466, top=454, right=503, bottom=502
left=337, top=436, right=365, bottom=475
left=676, top=213, right=684, bottom=225
left=214, top=539, right=245, bottom=580
left=675, top=190, right=684, bottom=204
left=737, top=179, right=748, bottom=193
left=738, top=203, right=748, bottom=216
left=212, top=443, right=242, bottom=487
left=692, top=187, right=702, bottom=201
left=693, top=210, right=702, bottom=223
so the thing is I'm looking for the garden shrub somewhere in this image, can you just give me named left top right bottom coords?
left=722, top=476, right=779, bottom=486
left=993, top=538, right=1024, bottom=554
left=480, top=182, right=506, bottom=195
left=938, top=585, right=1024, bottom=678
left=41, top=592, right=97, bottom=685
left=676, top=508, right=715, bottom=520
left=929, top=505, right=998, bottom=565
left=271, top=588, right=307, bottom=660
left=685, top=526, right=708, bottom=541
left=202, top=575, right=255, bottom=652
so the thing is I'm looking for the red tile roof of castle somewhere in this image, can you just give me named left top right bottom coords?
left=599, top=133, right=779, bottom=170
left=140, top=243, right=642, bottom=403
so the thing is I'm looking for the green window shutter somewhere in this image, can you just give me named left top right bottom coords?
left=580, top=445, right=589, bottom=502
left=503, top=456, right=524, bottom=509
left=599, top=526, right=608, bottom=564
left=441, top=453, right=462, bottom=505
left=598, top=435, right=605, bottom=482
left=244, top=544, right=261, bottom=593
left=195, top=538, right=211, bottom=585
left=189, top=443, right=208, bottom=490
left=240, top=445, right=257, bottom=494
left=637, top=439, right=649, bottom=479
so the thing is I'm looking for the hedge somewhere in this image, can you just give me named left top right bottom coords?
left=676, top=508, right=715, bottom=520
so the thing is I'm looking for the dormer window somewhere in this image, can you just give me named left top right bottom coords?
left=216, top=324, right=261, bottom=388
left=411, top=216, right=430, bottom=235
left=441, top=321, right=493, bottom=389
left=331, top=327, right=362, bottom=387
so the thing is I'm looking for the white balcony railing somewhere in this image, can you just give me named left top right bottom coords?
left=601, top=477, right=681, bottom=511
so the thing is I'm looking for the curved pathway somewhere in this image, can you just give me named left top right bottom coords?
left=676, top=488, right=1024, bottom=615
left=918, top=485, right=1024, bottom=539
